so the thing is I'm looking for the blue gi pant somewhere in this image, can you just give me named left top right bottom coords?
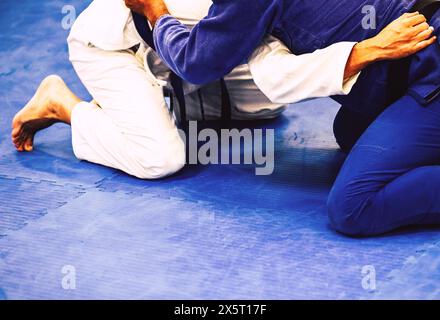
left=285, top=1, right=440, bottom=235
left=334, top=16, right=440, bottom=235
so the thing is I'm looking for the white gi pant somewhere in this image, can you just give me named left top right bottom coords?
left=67, top=37, right=285, bottom=180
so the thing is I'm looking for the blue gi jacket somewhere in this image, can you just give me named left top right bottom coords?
left=153, top=0, right=418, bottom=85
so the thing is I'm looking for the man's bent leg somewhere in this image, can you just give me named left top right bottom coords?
left=327, top=8, right=440, bottom=236
left=328, top=94, right=440, bottom=236
left=68, top=39, right=185, bottom=179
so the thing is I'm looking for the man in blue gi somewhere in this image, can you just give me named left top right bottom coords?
left=124, top=0, right=440, bottom=236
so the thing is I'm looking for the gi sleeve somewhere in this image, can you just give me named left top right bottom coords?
left=153, top=0, right=284, bottom=85
left=248, top=36, right=361, bottom=104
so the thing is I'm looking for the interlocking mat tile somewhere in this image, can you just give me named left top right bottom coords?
left=1, top=0, right=440, bottom=300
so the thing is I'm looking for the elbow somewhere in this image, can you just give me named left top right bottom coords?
left=161, top=50, right=233, bottom=85
left=174, top=61, right=227, bottom=86
left=177, top=67, right=217, bottom=86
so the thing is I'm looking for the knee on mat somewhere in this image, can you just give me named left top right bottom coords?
left=136, top=139, right=186, bottom=180
left=327, top=187, right=370, bottom=237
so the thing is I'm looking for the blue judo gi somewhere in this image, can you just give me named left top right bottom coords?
left=152, top=0, right=440, bottom=236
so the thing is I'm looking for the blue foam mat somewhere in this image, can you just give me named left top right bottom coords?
left=1, top=0, right=439, bottom=300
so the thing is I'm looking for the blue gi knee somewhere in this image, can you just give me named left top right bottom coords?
left=328, top=71, right=440, bottom=236
left=328, top=91, right=440, bottom=236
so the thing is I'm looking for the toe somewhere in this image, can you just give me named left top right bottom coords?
left=23, top=136, right=34, bottom=152
left=13, top=136, right=22, bottom=149
left=11, top=125, right=21, bottom=139
left=15, top=132, right=27, bottom=151
left=16, top=143, right=24, bottom=152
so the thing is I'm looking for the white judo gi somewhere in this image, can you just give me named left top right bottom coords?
left=67, top=0, right=360, bottom=179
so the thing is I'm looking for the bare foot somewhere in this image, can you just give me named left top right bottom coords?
left=11, top=75, right=80, bottom=152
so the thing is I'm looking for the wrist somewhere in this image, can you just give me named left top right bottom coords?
left=143, top=3, right=169, bottom=27
left=357, top=38, right=385, bottom=63
left=344, top=40, right=379, bottom=80
left=355, top=39, right=381, bottom=64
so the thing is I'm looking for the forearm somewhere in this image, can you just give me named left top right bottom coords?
left=343, top=39, right=380, bottom=81
left=249, top=38, right=363, bottom=104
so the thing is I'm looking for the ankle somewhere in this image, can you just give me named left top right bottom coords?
left=61, top=96, right=81, bottom=124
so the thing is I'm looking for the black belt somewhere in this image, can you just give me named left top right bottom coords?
left=132, top=11, right=232, bottom=125
left=388, top=0, right=440, bottom=105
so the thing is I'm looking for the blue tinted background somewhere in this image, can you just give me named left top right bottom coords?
left=0, top=0, right=439, bottom=299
